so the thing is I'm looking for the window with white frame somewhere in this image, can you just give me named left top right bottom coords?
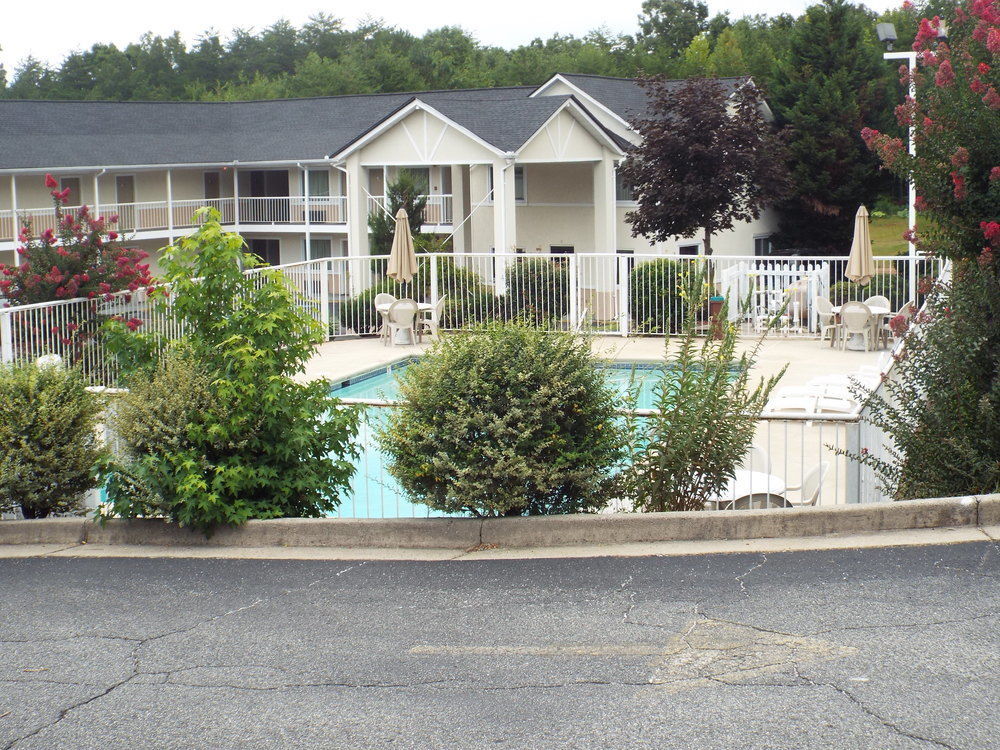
left=615, top=172, right=638, bottom=202
left=487, top=166, right=526, bottom=202
left=678, top=244, right=700, bottom=256
left=754, top=235, right=774, bottom=256
left=305, top=238, right=333, bottom=258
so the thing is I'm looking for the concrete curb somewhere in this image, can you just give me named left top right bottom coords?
left=2, top=494, right=997, bottom=550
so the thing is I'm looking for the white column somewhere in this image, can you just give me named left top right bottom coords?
left=303, top=167, right=311, bottom=260
left=593, top=150, right=616, bottom=253
left=491, top=159, right=516, bottom=293
left=93, top=174, right=101, bottom=217
left=232, top=167, right=240, bottom=233
left=451, top=164, right=466, bottom=253
left=166, top=169, right=174, bottom=242
left=345, top=156, right=368, bottom=258
left=10, top=175, right=17, bottom=242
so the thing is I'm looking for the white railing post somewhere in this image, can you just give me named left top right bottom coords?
left=908, top=253, right=917, bottom=305
left=845, top=419, right=861, bottom=503
left=1, top=309, right=12, bottom=363
left=618, top=255, right=629, bottom=337
left=320, top=259, right=331, bottom=339
left=568, top=254, right=579, bottom=331
left=430, top=254, right=439, bottom=307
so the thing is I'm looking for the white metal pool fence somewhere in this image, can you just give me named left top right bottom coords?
left=0, top=251, right=941, bottom=385
left=331, top=399, right=884, bottom=518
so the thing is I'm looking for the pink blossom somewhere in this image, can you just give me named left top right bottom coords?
left=125, top=317, right=143, bottom=332
left=44, top=174, right=58, bottom=189
left=935, top=60, right=956, bottom=87
left=971, top=76, right=989, bottom=93
left=950, top=147, right=970, bottom=166
left=984, top=86, right=1000, bottom=109
left=951, top=171, right=967, bottom=200
left=914, top=195, right=928, bottom=211
left=990, top=166, right=1000, bottom=181
left=982, top=221, right=1000, bottom=244
left=988, top=27, right=1000, bottom=54
left=981, top=62, right=993, bottom=74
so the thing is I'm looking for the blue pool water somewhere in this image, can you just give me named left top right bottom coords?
left=328, top=359, right=674, bottom=518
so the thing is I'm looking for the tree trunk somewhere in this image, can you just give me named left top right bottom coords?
left=703, top=226, right=713, bottom=256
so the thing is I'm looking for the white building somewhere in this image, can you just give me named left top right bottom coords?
left=0, top=73, right=778, bottom=271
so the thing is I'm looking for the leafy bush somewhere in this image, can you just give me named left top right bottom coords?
left=829, top=273, right=907, bottom=309
left=505, top=257, right=569, bottom=324
left=0, top=363, right=106, bottom=518
left=102, top=212, right=359, bottom=532
left=625, top=271, right=784, bottom=512
left=629, top=258, right=685, bottom=333
left=847, top=263, right=1000, bottom=499
left=379, top=322, right=627, bottom=516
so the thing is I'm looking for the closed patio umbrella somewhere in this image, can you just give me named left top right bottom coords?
left=386, top=208, right=418, bottom=284
left=845, top=205, right=875, bottom=285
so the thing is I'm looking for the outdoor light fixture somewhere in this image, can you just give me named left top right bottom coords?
left=876, top=23, right=898, bottom=51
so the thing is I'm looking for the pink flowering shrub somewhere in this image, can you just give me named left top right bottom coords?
left=862, top=1, right=1000, bottom=264
left=0, top=175, right=154, bottom=305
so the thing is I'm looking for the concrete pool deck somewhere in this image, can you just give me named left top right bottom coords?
left=301, top=334, right=888, bottom=387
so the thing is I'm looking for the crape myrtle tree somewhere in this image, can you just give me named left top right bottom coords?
left=367, top=169, right=429, bottom=255
left=619, top=76, right=789, bottom=255
left=848, top=0, right=1000, bottom=498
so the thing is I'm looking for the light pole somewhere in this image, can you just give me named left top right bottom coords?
left=876, top=21, right=942, bottom=302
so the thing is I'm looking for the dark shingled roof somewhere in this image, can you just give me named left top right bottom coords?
left=557, top=73, right=746, bottom=123
left=0, top=85, right=547, bottom=170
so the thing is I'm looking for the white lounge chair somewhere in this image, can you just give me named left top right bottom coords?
left=384, top=299, right=418, bottom=346
left=783, top=462, right=829, bottom=506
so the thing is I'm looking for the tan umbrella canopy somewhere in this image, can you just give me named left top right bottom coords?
left=845, top=205, right=876, bottom=286
left=386, top=208, right=418, bottom=285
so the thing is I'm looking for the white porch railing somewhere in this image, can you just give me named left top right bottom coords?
left=0, top=196, right=349, bottom=241
left=367, top=195, right=453, bottom=225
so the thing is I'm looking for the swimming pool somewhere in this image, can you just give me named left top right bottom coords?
left=328, top=359, right=676, bottom=518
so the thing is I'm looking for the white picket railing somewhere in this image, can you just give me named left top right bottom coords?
left=0, top=196, right=350, bottom=241
left=367, top=195, right=453, bottom=225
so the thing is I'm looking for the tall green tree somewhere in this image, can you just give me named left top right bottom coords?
left=368, top=170, right=428, bottom=255
left=636, top=0, right=710, bottom=59
left=768, top=0, right=889, bottom=253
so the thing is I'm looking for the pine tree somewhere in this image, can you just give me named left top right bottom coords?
left=768, top=0, right=887, bottom=253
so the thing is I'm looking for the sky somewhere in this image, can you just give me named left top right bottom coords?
left=1, top=0, right=901, bottom=74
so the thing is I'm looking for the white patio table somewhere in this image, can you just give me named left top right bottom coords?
left=706, top=470, right=788, bottom=510
left=375, top=300, right=435, bottom=344
left=831, top=304, right=891, bottom=351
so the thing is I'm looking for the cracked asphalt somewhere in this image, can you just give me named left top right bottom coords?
left=0, top=541, right=997, bottom=749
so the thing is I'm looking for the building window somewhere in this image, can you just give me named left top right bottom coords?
left=754, top=235, right=774, bottom=256
left=306, top=238, right=333, bottom=259
left=487, top=166, right=526, bottom=202
left=204, top=171, right=221, bottom=200
left=678, top=244, right=700, bottom=256
left=303, top=170, right=330, bottom=197
left=615, top=172, right=637, bottom=202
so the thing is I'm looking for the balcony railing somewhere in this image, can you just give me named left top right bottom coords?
left=0, top=196, right=348, bottom=242
left=368, top=194, right=453, bottom=225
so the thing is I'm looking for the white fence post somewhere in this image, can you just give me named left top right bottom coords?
left=320, top=259, right=331, bottom=340
left=908, top=253, right=918, bottom=305
left=618, top=255, right=629, bottom=337
left=568, top=254, right=579, bottom=331
left=0, top=308, right=12, bottom=363
left=430, top=254, right=439, bottom=308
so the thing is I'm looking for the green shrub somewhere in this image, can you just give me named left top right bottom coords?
left=505, top=257, right=569, bottom=324
left=830, top=273, right=907, bottom=310
left=629, top=258, right=685, bottom=333
left=625, top=270, right=784, bottom=512
left=103, top=212, right=359, bottom=532
left=846, top=261, right=1000, bottom=499
left=337, top=256, right=499, bottom=334
left=379, top=322, right=628, bottom=516
left=0, top=363, right=106, bottom=518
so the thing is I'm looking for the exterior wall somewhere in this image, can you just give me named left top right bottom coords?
left=614, top=205, right=779, bottom=257
left=532, top=80, right=637, bottom=146
left=357, top=109, right=497, bottom=167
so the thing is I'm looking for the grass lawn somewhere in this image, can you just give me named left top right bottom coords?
left=870, top=214, right=909, bottom=256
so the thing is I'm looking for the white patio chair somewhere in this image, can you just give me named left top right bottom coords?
left=782, top=462, right=829, bottom=507
left=863, top=294, right=891, bottom=310
left=373, top=292, right=396, bottom=342
left=721, top=493, right=791, bottom=510
left=838, top=300, right=875, bottom=350
left=736, top=446, right=771, bottom=474
left=813, top=295, right=842, bottom=347
left=881, top=300, right=915, bottom=347
left=417, top=295, right=447, bottom=341
left=384, top=298, right=418, bottom=347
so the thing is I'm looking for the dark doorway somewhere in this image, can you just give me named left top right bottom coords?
left=247, top=170, right=290, bottom=223
left=248, top=238, right=281, bottom=267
